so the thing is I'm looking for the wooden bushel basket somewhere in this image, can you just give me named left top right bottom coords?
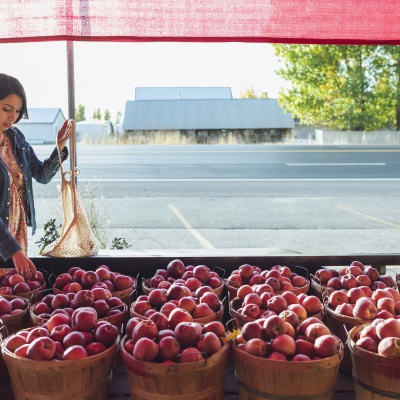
left=324, top=301, right=368, bottom=376
left=232, top=340, right=343, bottom=400
left=348, top=324, right=400, bottom=400
left=120, top=334, right=230, bottom=400
left=1, top=295, right=30, bottom=336
left=1, top=331, right=120, bottom=400
left=0, top=323, right=8, bottom=382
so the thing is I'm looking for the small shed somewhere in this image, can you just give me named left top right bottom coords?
left=76, top=119, right=114, bottom=141
left=16, top=108, right=65, bottom=144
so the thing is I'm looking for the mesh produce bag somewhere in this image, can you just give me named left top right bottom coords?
left=42, top=120, right=99, bottom=257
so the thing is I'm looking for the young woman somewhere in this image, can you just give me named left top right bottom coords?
left=0, top=73, right=71, bottom=279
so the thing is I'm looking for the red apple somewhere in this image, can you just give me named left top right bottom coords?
left=305, top=323, right=330, bottom=343
left=86, top=341, right=108, bottom=356
left=27, top=327, right=50, bottom=343
left=295, top=338, right=315, bottom=358
left=241, top=320, right=265, bottom=341
left=341, top=274, right=358, bottom=290
left=271, top=333, right=296, bottom=358
left=314, top=334, right=339, bottom=358
left=114, top=274, right=134, bottom=291
left=263, top=315, right=287, bottom=339
left=326, top=277, right=342, bottom=290
left=353, top=297, right=378, bottom=320
left=5, top=334, right=27, bottom=352
left=192, top=265, right=211, bottom=283
left=166, top=259, right=185, bottom=279
left=328, top=291, right=348, bottom=308
left=175, top=321, right=203, bottom=347
left=193, top=303, right=215, bottom=319
left=199, top=292, right=220, bottom=311
left=356, top=274, right=371, bottom=287
left=158, top=336, right=181, bottom=361
left=55, top=273, right=73, bottom=289
left=356, top=337, right=379, bottom=353
left=202, top=321, right=225, bottom=337
left=62, top=345, right=88, bottom=360
left=149, top=311, right=169, bottom=331
left=71, top=307, right=98, bottom=332
left=132, top=319, right=159, bottom=343
left=148, top=288, right=168, bottom=308
left=177, top=347, right=203, bottom=363
left=50, top=324, right=73, bottom=343
left=378, top=337, right=400, bottom=357
left=266, top=296, right=287, bottom=314
left=133, top=337, right=159, bottom=361
left=13, top=282, right=31, bottom=294
left=301, top=295, right=322, bottom=315
left=365, top=267, right=380, bottom=282
left=178, top=296, right=197, bottom=314
left=27, top=337, right=56, bottom=360
left=95, top=322, right=119, bottom=346
left=376, top=318, right=400, bottom=339
left=80, top=271, right=100, bottom=289
left=72, top=289, right=95, bottom=308
left=46, top=313, right=71, bottom=333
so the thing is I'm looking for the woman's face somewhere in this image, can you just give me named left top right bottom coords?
left=0, top=94, right=23, bottom=132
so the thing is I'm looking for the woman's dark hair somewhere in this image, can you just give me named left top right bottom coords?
left=0, top=73, right=28, bottom=123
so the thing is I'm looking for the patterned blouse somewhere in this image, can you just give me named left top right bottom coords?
left=1, top=135, right=28, bottom=254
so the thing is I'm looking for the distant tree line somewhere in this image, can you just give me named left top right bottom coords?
left=75, top=105, right=122, bottom=125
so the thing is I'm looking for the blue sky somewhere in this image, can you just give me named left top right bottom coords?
left=1, top=41, right=286, bottom=122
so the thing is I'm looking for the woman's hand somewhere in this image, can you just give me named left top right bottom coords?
left=57, top=119, right=73, bottom=150
left=11, top=250, right=37, bottom=280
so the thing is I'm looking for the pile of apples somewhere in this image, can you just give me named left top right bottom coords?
left=123, top=316, right=226, bottom=363
left=4, top=307, right=119, bottom=361
left=30, top=288, right=126, bottom=323
left=131, top=287, right=222, bottom=325
left=233, top=314, right=341, bottom=361
left=328, top=286, right=400, bottom=321
left=53, top=265, right=135, bottom=294
left=232, top=285, right=323, bottom=322
left=226, top=264, right=308, bottom=293
left=144, top=259, right=223, bottom=293
left=0, top=268, right=45, bottom=295
left=352, top=319, right=400, bottom=358
left=0, top=295, right=28, bottom=320
left=314, top=261, right=395, bottom=291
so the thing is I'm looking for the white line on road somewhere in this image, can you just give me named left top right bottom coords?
left=287, top=163, right=386, bottom=166
left=336, top=205, right=400, bottom=228
left=168, top=204, right=215, bottom=249
left=49, top=178, right=400, bottom=182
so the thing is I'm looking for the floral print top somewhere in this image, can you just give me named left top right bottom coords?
left=1, top=135, right=28, bottom=254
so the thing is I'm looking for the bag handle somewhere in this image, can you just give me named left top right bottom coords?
left=56, top=120, right=78, bottom=187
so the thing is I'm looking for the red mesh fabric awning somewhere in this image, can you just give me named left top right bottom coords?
left=1, top=0, right=400, bottom=45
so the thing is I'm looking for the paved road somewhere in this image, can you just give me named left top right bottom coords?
left=28, top=144, right=400, bottom=257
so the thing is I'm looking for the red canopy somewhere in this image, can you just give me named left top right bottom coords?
left=2, top=0, right=400, bottom=45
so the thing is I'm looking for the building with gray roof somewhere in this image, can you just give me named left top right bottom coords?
left=123, top=90, right=294, bottom=143
left=17, top=108, right=66, bottom=144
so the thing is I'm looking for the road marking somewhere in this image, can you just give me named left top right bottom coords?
left=49, top=178, right=400, bottom=182
left=168, top=204, right=215, bottom=249
left=287, top=163, right=386, bottom=166
left=337, top=205, right=400, bottom=228
left=62, top=149, right=400, bottom=154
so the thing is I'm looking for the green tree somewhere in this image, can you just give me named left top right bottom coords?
left=273, top=44, right=400, bottom=131
left=240, top=86, right=268, bottom=99
left=92, top=108, right=102, bottom=120
left=115, top=111, right=122, bottom=125
left=75, top=104, right=86, bottom=122
left=104, top=108, right=111, bottom=121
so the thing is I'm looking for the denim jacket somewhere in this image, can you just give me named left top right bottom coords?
left=0, top=126, right=68, bottom=260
